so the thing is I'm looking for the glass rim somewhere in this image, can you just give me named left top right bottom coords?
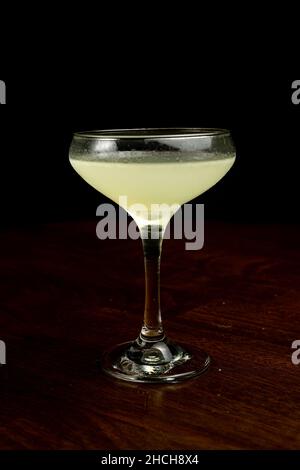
left=73, top=128, right=231, bottom=140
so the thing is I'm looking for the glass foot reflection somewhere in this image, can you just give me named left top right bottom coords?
left=102, top=337, right=210, bottom=383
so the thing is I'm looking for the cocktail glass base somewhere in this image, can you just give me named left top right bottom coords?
left=101, top=336, right=210, bottom=383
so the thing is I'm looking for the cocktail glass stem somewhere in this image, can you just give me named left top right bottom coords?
left=101, top=220, right=211, bottom=382
left=140, top=225, right=164, bottom=341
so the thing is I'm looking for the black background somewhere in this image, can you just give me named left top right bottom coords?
left=0, top=75, right=299, bottom=227
left=0, top=6, right=299, bottom=461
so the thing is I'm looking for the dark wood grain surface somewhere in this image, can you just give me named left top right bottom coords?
left=1, top=220, right=300, bottom=449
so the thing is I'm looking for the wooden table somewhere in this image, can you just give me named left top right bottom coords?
left=0, top=221, right=300, bottom=450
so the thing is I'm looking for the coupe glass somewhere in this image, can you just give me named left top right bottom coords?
left=69, top=128, right=235, bottom=383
